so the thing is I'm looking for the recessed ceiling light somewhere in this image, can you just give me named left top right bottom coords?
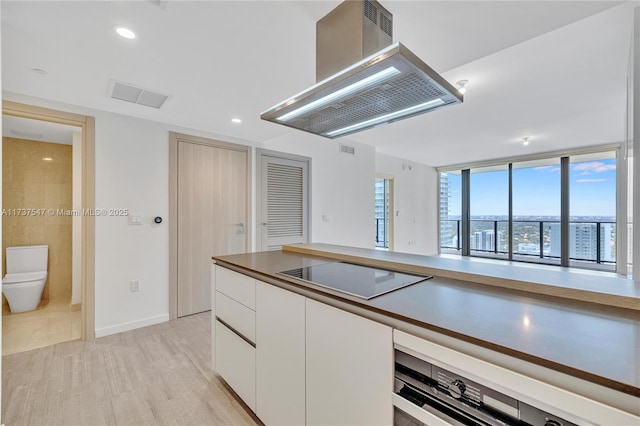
left=455, top=80, right=468, bottom=95
left=115, top=26, right=136, bottom=39
left=231, top=118, right=242, bottom=124
left=42, top=157, right=53, bottom=161
left=522, top=137, right=530, bottom=146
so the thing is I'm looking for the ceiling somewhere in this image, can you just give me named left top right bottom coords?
left=2, top=115, right=79, bottom=145
left=1, top=1, right=634, bottom=167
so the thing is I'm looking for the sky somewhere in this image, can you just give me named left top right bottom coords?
left=445, top=158, right=616, bottom=218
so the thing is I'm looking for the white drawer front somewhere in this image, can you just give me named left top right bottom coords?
left=216, top=291, right=256, bottom=343
left=215, top=319, right=256, bottom=411
left=216, top=266, right=256, bottom=309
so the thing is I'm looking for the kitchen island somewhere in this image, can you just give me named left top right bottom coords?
left=212, top=244, right=640, bottom=425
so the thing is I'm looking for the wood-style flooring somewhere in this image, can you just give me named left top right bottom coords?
left=2, top=312, right=260, bottom=425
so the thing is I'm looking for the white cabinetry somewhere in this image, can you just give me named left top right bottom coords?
left=305, top=298, right=393, bottom=426
left=213, top=265, right=393, bottom=426
left=256, top=281, right=306, bottom=426
left=213, top=265, right=256, bottom=411
left=215, top=319, right=256, bottom=411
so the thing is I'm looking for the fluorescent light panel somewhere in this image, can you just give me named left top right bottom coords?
left=276, top=67, right=401, bottom=122
left=325, top=98, right=445, bottom=137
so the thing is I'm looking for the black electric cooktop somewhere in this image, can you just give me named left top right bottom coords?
left=278, top=262, right=431, bottom=300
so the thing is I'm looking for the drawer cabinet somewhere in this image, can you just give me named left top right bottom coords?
left=213, top=265, right=393, bottom=426
left=216, top=265, right=255, bottom=309
left=215, top=291, right=255, bottom=343
left=213, top=264, right=257, bottom=413
left=215, top=319, right=256, bottom=411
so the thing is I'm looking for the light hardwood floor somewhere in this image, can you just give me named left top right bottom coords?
left=2, top=312, right=260, bottom=425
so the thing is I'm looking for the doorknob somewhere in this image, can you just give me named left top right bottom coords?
left=236, top=223, right=245, bottom=234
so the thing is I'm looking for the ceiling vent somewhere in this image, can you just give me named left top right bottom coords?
left=340, top=144, right=356, bottom=155
left=108, top=80, right=171, bottom=109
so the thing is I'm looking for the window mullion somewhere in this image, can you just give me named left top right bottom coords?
left=561, top=156, right=570, bottom=267
left=461, top=169, right=471, bottom=256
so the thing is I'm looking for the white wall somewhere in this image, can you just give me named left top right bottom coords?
left=260, top=133, right=376, bottom=249
left=376, top=152, right=439, bottom=255
left=2, top=92, right=379, bottom=337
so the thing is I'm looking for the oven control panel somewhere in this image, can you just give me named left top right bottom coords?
left=394, top=349, right=578, bottom=426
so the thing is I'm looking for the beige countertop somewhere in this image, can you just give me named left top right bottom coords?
left=213, top=246, right=640, bottom=400
left=284, top=243, right=640, bottom=311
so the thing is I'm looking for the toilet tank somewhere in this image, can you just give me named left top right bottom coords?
left=6, top=245, right=49, bottom=273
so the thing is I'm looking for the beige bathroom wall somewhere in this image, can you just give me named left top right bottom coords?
left=2, top=137, right=72, bottom=305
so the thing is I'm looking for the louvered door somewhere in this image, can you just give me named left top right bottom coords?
left=259, top=153, right=310, bottom=250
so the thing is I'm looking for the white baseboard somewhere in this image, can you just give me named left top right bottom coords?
left=95, top=314, right=169, bottom=338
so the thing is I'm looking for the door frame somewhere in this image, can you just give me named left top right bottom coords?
left=168, top=132, right=251, bottom=320
left=256, top=148, right=312, bottom=251
left=2, top=100, right=96, bottom=340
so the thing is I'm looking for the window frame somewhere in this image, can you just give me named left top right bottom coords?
left=437, top=144, right=626, bottom=273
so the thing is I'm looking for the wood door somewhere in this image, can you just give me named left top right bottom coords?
left=177, top=140, right=247, bottom=317
left=258, top=151, right=310, bottom=250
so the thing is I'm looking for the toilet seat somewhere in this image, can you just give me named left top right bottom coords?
left=3, top=271, right=47, bottom=284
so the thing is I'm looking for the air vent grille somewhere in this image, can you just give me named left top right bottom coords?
left=380, top=13, right=392, bottom=37
left=340, top=144, right=355, bottom=155
left=364, top=0, right=377, bottom=24
left=108, top=80, right=171, bottom=109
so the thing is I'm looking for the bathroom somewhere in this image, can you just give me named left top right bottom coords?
left=2, top=115, right=82, bottom=355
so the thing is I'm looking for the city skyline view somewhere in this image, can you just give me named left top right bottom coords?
left=439, top=156, right=617, bottom=267
left=444, top=158, right=616, bottom=219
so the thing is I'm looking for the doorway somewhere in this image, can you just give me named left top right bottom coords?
left=169, top=133, right=250, bottom=319
left=2, top=101, right=96, bottom=348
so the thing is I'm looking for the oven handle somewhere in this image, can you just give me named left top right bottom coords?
left=393, top=393, right=454, bottom=426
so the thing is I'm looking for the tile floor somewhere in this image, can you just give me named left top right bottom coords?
left=2, top=298, right=81, bottom=356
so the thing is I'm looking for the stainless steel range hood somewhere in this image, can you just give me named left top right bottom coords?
left=260, top=0, right=462, bottom=139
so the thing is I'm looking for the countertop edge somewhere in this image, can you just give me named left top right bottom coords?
left=282, top=244, right=640, bottom=312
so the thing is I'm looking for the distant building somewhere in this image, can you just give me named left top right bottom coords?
left=549, top=223, right=614, bottom=262
left=472, top=229, right=503, bottom=252
left=439, top=174, right=456, bottom=248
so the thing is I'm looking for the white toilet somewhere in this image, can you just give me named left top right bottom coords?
left=2, top=245, right=48, bottom=313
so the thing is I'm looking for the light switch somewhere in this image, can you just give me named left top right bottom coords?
left=128, top=213, right=143, bottom=225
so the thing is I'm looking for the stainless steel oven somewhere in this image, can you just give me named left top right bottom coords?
left=394, top=350, right=578, bottom=426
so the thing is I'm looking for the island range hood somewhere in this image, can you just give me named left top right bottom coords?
left=260, top=0, right=463, bottom=139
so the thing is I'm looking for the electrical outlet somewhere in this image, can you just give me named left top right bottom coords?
left=130, top=279, right=140, bottom=292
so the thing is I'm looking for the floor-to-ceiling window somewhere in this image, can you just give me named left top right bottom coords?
left=439, top=172, right=461, bottom=251
left=375, top=177, right=392, bottom=249
left=439, top=148, right=618, bottom=271
left=512, top=158, right=561, bottom=264
left=569, top=152, right=616, bottom=269
left=469, top=165, right=509, bottom=259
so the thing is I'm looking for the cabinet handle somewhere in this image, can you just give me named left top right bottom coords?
left=216, top=317, right=256, bottom=348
